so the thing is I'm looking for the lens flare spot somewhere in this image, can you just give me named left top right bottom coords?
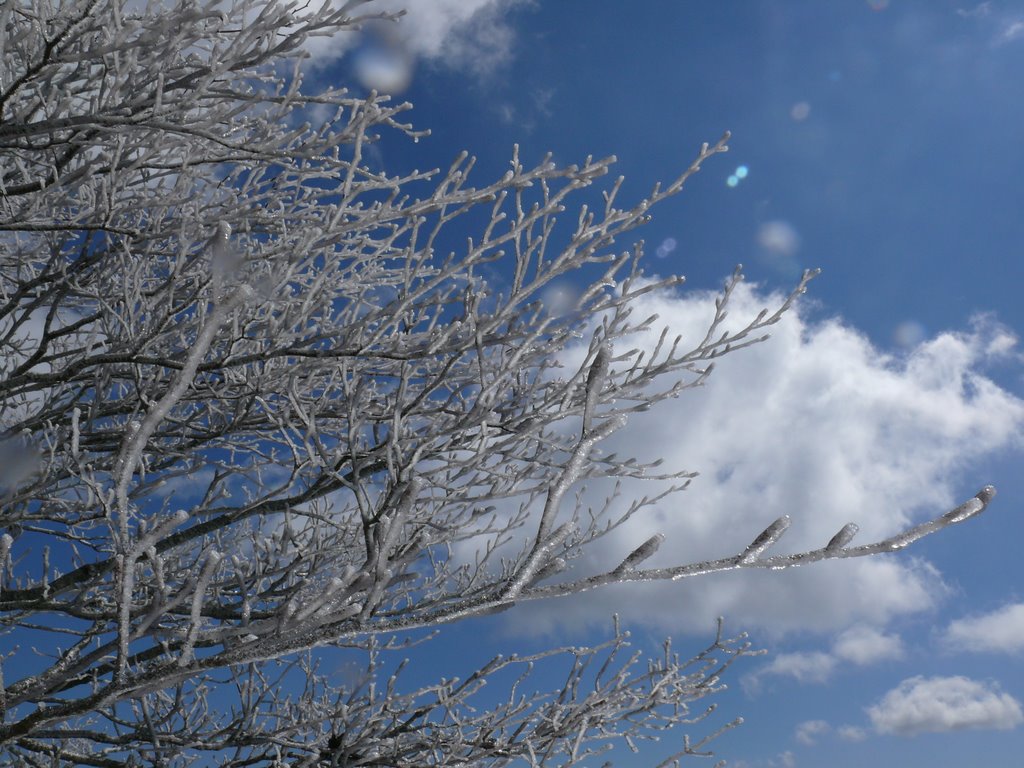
left=353, top=44, right=413, bottom=93
left=727, top=166, right=749, bottom=188
left=867, top=0, right=890, bottom=10
left=655, top=237, right=678, bottom=259
left=893, top=321, right=927, bottom=349
left=790, top=101, right=811, bottom=121
left=757, top=220, right=801, bottom=256
left=540, top=283, right=578, bottom=317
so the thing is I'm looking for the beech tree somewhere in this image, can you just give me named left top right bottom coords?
left=0, top=0, right=997, bottom=765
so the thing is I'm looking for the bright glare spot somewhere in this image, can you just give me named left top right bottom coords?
left=354, top=45, right=412, bottom=93
left=0, top=436, right=40, bottom=496
left=541, top=283, right=578, bottom=316
left=790, top=101, right=811, bottom=121
left=735, top=165, right=749, bottom=179
left=655, top=237, right=678, bottom=259
left=757, top=220, right=801, bottom=256
left=727, top=175, right=739, bottom=187
left=893, top=320, right=927, bottom=349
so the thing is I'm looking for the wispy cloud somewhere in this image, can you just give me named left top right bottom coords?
left=942, top=602, right=1024, bottom=654
left=866, top=675, right=1023, bottom=736
left=732, top=751, right=796, bottom=768
left=794, top=719, right=830, bottom=745
left=957, top=2, right=993, bottom=19
left=836, top=724, right=867, bottom=741
left=957, top=1, right=1024, bottom=47
left=790, top=719, right=865, bottom=747
left=746, top=626, right=904, bottom=690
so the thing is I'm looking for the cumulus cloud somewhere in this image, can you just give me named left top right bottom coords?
left=943, top=602, right=1024, bottom=654
left=749, top=652, right=836, bottom=690
left=832, top=625, right=905, bottom=665
left=304, top=0, right=530, bottom=81
left=380, top=0, right=528, bottom=73
left=746, top=626, right=903, bottom=690
left=866, top=675, right=1023, bottom=736
left=505, top=282, right=1024, bottom=637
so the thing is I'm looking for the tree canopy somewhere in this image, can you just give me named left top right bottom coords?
left=0, top=1, right=995, bottom=765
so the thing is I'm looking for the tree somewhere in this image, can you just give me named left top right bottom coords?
left=0, top=0, right=996, bottom=765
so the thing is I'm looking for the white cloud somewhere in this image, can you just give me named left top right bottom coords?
left=385, top=0, right=528, bottom=71
left=745, top=626, right=903, bottom=690
left=836, top=724, right=867, bottom=742
left=794, top=719, right=830, bottom=745
left=943, top=602, right=1024, bottom=654
left=957, top=1, right=1024, bottom=47
left=748, top=652, right=836, bottom=691
left=957, top=2, right=993, bottom=19
left=832, top=625, right=904, bottom=665
left=867, top=675, right=1023, bottom=736
left=303, top=0, right=530, bottom=80
left=1, top=297, right=106, bottom=431
left=998, top=19, right=1024, bottom=44
left=733, top=752, right=797, bottom=768
left=504, top=282, right=1024, bottom=638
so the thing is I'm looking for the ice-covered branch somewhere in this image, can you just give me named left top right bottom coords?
left=0, top=0, right=997, bottom=763
left=522, top=486, right=997, bottom=601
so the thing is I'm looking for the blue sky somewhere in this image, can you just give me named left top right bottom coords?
left=321, top=2, right=1024, bottom=766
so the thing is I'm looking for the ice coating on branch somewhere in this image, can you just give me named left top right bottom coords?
left=71, top=407, right=80, bottom=459
left=942, top=485, right=995, bottom=524
left=0, top=533, right=12, bottom=568
left=739, top=516, right=791, bottom=564
left=825, top=523, right=859, bottom=552
left=586, top=340, right=611, bottom=395
left=528, top=557, right=567, bottom=586
left=582, top=337, right=611, bottom=436
left=210, top=221, right=242, bottom=300
left=615, top=533, right=666, bottom=573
